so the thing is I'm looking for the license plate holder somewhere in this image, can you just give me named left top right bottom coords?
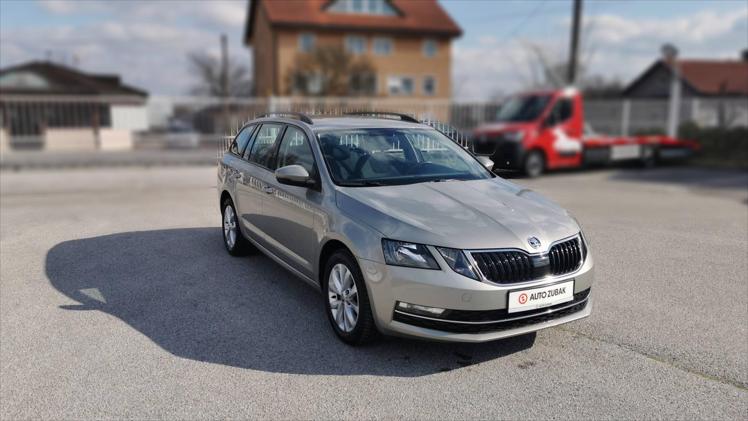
left=507, top=280, right=575, bottom=314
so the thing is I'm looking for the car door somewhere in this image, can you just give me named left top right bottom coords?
left=541, top=97, right=582, bottom=163
left=261, top=125, right=323, bottom=278
left=236, top=122, right=284, bottom=243
left=222, top=123, right=255, bottom=217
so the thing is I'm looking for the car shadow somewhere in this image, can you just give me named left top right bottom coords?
left=607, top=166, right=748, bottom=191
left=45, top=228, right=535, bottom=377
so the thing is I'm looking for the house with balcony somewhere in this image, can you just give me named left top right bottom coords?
left=244, top=0, right=462, bottom=99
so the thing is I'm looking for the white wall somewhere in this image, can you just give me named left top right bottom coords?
left=111, top=105, right=148, bottom=131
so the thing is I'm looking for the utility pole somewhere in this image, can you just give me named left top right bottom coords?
left=567, top=0, right=583, bottom=85
left=663, top=43, right=681, bottom=138
left=220, top=33, right=230, bottom=133
left=220, top=33, right=229, bottom=97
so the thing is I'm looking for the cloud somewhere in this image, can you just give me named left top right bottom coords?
left=583, top=8, right=748, bottom=45
left=454, top=6, right=748, bottom=99
left=5, top=1, right=748, bottom=98
left=1, top=0, right=250, bottom=95
left=39, top=0, right=247, bottom=27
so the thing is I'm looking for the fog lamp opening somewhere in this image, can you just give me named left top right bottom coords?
left=396, top=301, right=446, bottom=317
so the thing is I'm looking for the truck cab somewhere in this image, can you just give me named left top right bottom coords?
left=471, top=88, right=585, bottom=177
left=471, top=88, right=698, bottom=177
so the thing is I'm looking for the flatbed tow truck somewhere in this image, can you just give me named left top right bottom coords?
left=469, top=88, right=699, bottom=177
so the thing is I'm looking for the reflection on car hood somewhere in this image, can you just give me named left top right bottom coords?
left=336, top=178, right=579, bottom=251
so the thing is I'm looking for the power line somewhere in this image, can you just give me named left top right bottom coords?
left=500, top=0, right=550, bottom=41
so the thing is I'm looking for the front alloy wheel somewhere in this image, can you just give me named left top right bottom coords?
left=323, top=250, right=377, bottom=345
left=328, top=263, right=359, bottom=332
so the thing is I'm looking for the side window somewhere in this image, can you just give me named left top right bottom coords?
left=547, top=99, right=573, bottom=126
left=276, top=126, right=316, bottom=175
left=247, top=123, right=283, bottom=169
left=229, top=124, right=255, bottom=155
left=423, top=39, right=437, bottom=58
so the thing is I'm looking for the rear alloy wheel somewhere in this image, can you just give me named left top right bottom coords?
left=323, top=251, right=377, bottom=345
left=222, top=198, right=252, bottom=256
left=523, top=150, right=545, bottom=178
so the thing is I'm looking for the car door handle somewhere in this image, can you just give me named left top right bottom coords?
left=262, top=186, right=275, bottom=194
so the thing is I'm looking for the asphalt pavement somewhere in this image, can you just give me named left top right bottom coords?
left=1, top=165, right=746, bottom=419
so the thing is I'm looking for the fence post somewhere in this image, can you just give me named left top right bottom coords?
left=621, top=99, right=630, bottom=136
left=690, top=98, right=700, bottom=126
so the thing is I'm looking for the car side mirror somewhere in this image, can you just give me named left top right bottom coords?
left=476, top=156, right=494, bottom=170
left=275, top=165, right=316, bottom=188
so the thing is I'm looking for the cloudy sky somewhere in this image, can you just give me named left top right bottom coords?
left=1, top=0, right=746, bottom=99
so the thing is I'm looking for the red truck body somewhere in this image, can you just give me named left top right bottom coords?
left=470, top=88, right=699, bottom=176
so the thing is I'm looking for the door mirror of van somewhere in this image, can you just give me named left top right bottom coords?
left=476, top=156, right=494, bottom=170
left=275, top=165, right=316, bottom=188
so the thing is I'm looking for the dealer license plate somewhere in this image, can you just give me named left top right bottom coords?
left=507, top=280, right=574, bottom=314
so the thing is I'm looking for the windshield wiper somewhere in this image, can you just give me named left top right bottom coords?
left=339, top=180, right=387, bottom=187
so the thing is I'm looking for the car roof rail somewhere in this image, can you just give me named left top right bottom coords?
left=257, top=112, right=313, bottom=125
left=344, top=111, right=420, bottom=124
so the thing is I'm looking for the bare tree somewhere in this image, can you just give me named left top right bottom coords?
left=188, top=52, right=252, bottom=97
left=521, top=42, right=621, bottom=97
left=284, top=45, right=376, bottom=96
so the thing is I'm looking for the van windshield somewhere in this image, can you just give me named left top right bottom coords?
left=496, top=94, right=551, bottom=122
left=317, top=128, right=493, bottom=187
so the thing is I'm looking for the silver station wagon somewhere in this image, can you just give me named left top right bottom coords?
left=217, top=112, right=594, bottom=345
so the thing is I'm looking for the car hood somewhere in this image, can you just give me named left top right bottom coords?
left=336, top=178, right=579, bottom=252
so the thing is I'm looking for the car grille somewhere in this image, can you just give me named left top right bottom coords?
left=549, top=237, right=583, bottom=276
left=393, top=289, right=590, bottom=334
left=471, top=251, right=534, bottom=284
left=470, top=236, right=585, bottom=284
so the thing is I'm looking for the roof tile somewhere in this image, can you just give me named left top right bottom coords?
left=247, top=0, right=461, bottom=41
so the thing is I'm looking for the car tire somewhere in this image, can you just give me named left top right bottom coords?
left=640, top=146, right=657, bottom=168
left=523, top=150, right=545, bottom=178
left=323, top=250, right=378, bottom=345
left=221, top=197, right=252, bottom=256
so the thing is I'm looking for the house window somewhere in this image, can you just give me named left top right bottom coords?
left=423, top=76, right=436, bottom=96
left=388, top=76, right=414, bottom=96
left=328, top=0, right=397, bottom=15
left=298, top=33, right=315, bottom=53
left=291, top=73, right=323, bottom=95
left=350, top=72, right=377, bottom=96
left=423, top=39, right=438, bottom=58
left=345, top=35, right=367, bottom=55
left=372, top=37, right=393, bottom=56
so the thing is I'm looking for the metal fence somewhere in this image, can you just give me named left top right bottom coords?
left=2, top=94, right=746, bottom=153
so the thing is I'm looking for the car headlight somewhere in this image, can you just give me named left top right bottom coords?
left=504, top=131, right=524, bottom=142
left=382, top=240, right=439, bottom=269
left=567, top=212, right=589, bottom=260
left=436, top=247, right=479, bottom=280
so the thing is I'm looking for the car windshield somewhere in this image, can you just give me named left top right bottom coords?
left=317, top=128, right=493, bottom=187
left=496, top=94, right=551, bottom=122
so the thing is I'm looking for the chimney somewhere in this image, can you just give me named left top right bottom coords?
left=742, top=49, right=748, bottom=62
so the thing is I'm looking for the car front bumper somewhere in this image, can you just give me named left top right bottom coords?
left=358, top=250, right=594, bottom=343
